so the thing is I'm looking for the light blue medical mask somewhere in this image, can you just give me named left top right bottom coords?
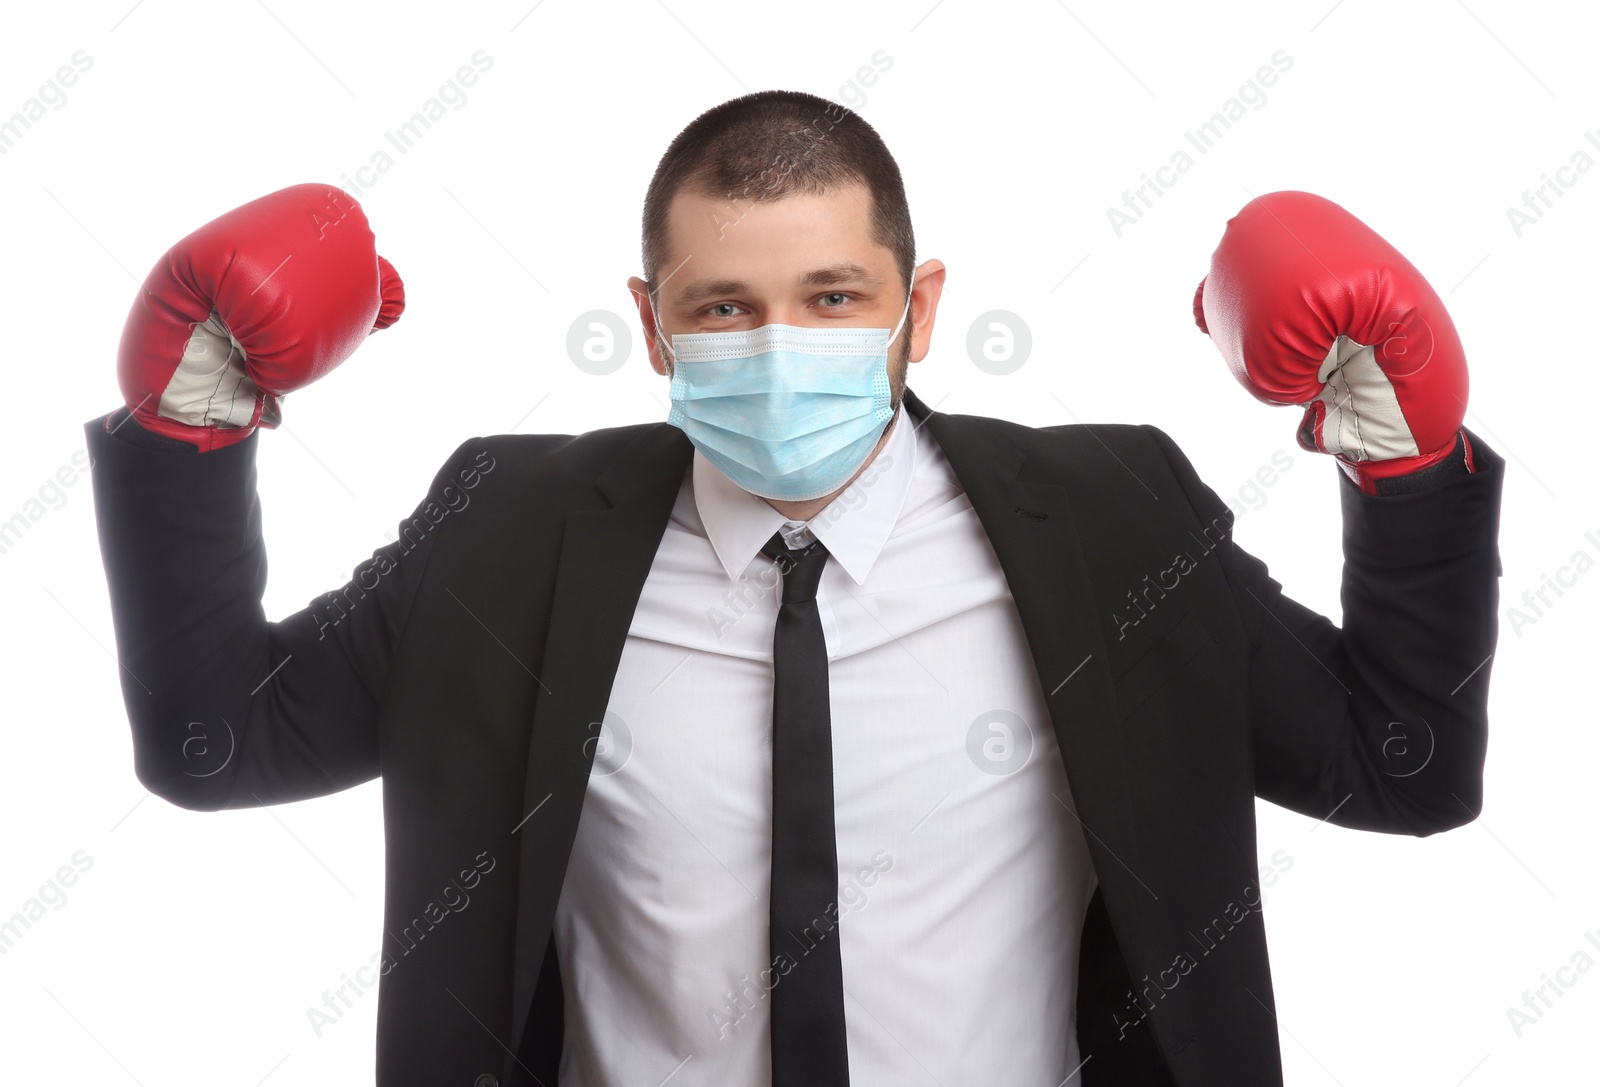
left=655, top=288, right=914, bottom=502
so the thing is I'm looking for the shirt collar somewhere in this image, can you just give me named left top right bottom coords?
left=694, top=400, right=919, bottom=586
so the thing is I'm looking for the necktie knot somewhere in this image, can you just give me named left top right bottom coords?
left=762, top=530, right=829, bottom=605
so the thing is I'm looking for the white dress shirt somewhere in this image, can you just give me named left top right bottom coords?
left=553, top=400, right=1099, bottom=1085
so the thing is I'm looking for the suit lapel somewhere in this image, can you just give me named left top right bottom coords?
left=905, top=389, right=1144, bottom=882
left=509, top=422, right=694, bottom=1047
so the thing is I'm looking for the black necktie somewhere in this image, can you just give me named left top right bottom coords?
left=760, top=529, right=850, bottom=1086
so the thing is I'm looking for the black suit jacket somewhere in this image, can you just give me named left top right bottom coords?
left=84, top=386, right=1503, bottom=1086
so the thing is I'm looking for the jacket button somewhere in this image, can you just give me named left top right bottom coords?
left=473, top=1076, right=498, bottom=1087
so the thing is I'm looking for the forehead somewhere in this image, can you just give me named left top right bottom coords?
left=658, top=180, right=889, bottom=297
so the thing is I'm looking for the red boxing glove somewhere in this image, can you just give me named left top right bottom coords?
left=1192, top=191, right=1471, bottom=493
left=116, top=183, right=405, bottom=451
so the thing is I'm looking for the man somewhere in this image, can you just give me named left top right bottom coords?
left=87, top=90, right=1502, bottom=1085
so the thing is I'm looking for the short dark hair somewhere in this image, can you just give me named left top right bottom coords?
left=641, top=90, right=915, bottom=302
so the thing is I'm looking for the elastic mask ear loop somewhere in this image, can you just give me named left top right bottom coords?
left=647, top=288, right=676, bottom=367
left=888, top=286, right=915, bottom=348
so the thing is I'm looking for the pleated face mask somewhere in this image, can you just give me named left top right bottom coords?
left=656, top=287, right=913, bottom=502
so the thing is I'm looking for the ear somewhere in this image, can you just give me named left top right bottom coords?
left=627, top=275, right=671, bottom=377
left=906, top=258, right=947, bottom=366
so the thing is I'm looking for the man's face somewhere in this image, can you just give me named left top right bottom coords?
left=628, top=180, right=944, bottom=406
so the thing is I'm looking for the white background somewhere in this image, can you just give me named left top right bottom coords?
left=1, top=0, right=1595, bottom=1083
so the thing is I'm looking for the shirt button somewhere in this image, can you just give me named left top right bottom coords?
left=473, top=1075, right=498, bottom=1087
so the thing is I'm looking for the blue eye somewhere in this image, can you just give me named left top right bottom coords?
left=820, top=293, right=849, bottom=307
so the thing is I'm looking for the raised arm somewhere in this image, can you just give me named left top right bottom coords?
left=84, top=183, right=466, bottom=811
left=1185, top=190, right=1504, bottom=834
left=1145, top=423, right=1502, bottom=835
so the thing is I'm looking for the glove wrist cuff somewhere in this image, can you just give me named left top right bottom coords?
left=111, top=405, right=254, bottom=453
left=1338, top=430, right=1474, bottom=495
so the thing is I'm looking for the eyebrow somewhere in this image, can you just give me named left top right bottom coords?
left=671, top=261, right=885, bottom=306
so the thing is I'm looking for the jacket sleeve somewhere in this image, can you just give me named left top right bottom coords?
left=84, top=409, right=487, bottom=812
left=1142, top=424, right=1505, bottom=836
